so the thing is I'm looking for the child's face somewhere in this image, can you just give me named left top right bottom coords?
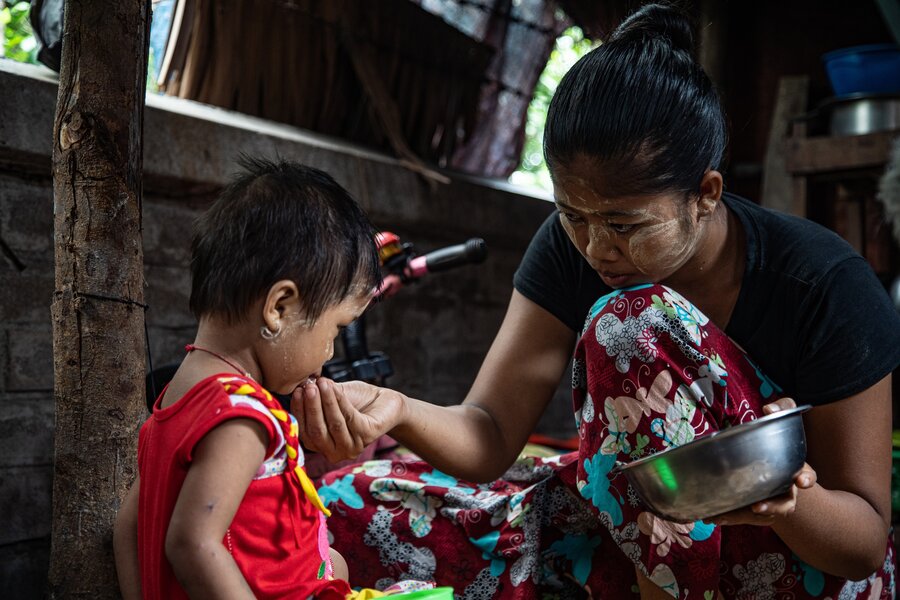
left=266, top=291, right=371, bottom=394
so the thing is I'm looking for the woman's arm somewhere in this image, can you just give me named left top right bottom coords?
left=772, top=374, right=892, bottom=579
left=113, top=476, right=142, bottom=600
left=297, top=290, right=577, bottom=482
left=165, top=419, right=268, bottom=599
left=707, top=376, right=892, bottom=579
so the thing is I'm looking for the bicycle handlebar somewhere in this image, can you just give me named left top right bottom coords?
left=317, top=235, right=489, bottom=389
left=375, top=236, right=487, bottom=299
left=406, top=238, right=487, bottom=277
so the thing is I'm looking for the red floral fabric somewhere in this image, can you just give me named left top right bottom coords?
left=322, top=285, right=894, bottom=599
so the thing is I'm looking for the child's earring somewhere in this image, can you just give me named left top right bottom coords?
left=260, top=324, right=281, bottom=340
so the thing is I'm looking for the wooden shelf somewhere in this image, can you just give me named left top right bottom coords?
left=784, top=126, right=899, bottom=279
left=786, top=129, right=899, bottom=175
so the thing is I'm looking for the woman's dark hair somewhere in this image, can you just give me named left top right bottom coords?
left=189, top=157, right=381, bottom=324
left=544, top=3, right=727, bottom=198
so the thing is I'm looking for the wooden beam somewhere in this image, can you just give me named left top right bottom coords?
left=48, top=1, right=150, bottom=597
left=786, top=130, right=899, bottom=174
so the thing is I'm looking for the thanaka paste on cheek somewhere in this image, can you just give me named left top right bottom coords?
left=628, top=213, right=699, bottom=275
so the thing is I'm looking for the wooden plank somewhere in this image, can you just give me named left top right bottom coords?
left=786, top=130, right=899, bottom=174
left=761, top=75, right=808, bottom=212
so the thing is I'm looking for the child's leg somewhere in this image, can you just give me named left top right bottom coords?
left=330, top=548, right=349, bottom=582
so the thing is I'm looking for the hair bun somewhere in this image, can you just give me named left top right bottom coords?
left=610, top=3, right=695, bottom=57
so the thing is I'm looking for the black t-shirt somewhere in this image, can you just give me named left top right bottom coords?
left=513, top=192, right=900, bottom=406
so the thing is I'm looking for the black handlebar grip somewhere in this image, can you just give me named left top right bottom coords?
left=422, top=238, right=487, bottom=272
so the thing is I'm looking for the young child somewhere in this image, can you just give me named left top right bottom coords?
left=113, top=158, right=401, bottom=599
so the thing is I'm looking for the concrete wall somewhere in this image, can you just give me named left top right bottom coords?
left=0, top=60, right=573, bottom=597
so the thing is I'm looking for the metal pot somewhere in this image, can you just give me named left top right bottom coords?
left=613, top=405, right=811, bottom=523
left=826, top=93, right=900, bottom=136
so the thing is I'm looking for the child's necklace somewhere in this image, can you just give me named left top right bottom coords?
left=185, top=344, right=253, bottom=379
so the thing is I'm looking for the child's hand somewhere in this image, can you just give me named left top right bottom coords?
left=293, top=378, right=405, bottom=463
left=702, top=397, right=817, bottom=527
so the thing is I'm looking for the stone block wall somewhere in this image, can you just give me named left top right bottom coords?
left=0, top=61, right=573, bottom=596
left=0, top=168, right=55, bottom=599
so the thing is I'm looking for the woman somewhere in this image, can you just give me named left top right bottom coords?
left=296, top=4, right=899, bottom=598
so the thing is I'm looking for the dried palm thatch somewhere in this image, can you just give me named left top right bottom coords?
left=159, top=0, right=493, bottom=179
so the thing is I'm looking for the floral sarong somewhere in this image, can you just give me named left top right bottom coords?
left=321, top=284, right=895, bottom=599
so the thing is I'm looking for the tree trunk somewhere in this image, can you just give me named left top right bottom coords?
left=48, top=1, right=150, bottom=597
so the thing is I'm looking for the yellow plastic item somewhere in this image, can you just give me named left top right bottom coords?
left=347, top=589, right=386, bottom=599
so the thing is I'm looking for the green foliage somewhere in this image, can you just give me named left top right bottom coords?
left=1, top=1, right=160, bottom=93
left=510, top=26, right=595, bottom=193
left=146, top=46, right=158, bottom=93
left=2, top=1, right=38, bottom=64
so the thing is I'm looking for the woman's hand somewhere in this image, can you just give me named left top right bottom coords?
left=292, top=378, right=406, bottom=463
left=702, top=397, right=817, bottom=527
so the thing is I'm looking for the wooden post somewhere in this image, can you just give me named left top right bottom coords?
left=48, top=1, right=150, bottom=597
left=761, top=75, right=808, bottom=214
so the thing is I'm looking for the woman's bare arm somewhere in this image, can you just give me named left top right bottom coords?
left=771, top=374, right=892, bottom=579
left=705, top=376, right=892, bottom=579
left=298, top=290, right=576, bottom=482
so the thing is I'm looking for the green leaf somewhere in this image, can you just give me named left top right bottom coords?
left=3, top=0, right=39, bottom=65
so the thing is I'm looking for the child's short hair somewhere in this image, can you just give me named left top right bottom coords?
left=189, top=157, right=381, bottom=323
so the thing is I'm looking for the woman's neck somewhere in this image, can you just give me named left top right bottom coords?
left=664, top=200, right=745, bottom=327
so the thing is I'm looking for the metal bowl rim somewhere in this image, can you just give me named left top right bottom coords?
left=614, top=404, right=811, bottom=473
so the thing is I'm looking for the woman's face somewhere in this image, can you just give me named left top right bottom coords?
left=552, top=165, right=707, bottom=289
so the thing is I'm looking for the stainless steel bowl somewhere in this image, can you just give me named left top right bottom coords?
left=614, top=405, right=811, bottom=523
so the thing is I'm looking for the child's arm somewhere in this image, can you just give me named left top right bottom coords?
left=113, top=476, right=142, bottom=600
left=165, top=418, right=268, bottom=599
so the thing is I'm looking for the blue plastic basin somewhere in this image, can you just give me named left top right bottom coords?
left=822, top=44, right=900, bottom=97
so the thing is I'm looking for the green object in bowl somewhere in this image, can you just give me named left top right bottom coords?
left=388, top=587, right=454, bottom=599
